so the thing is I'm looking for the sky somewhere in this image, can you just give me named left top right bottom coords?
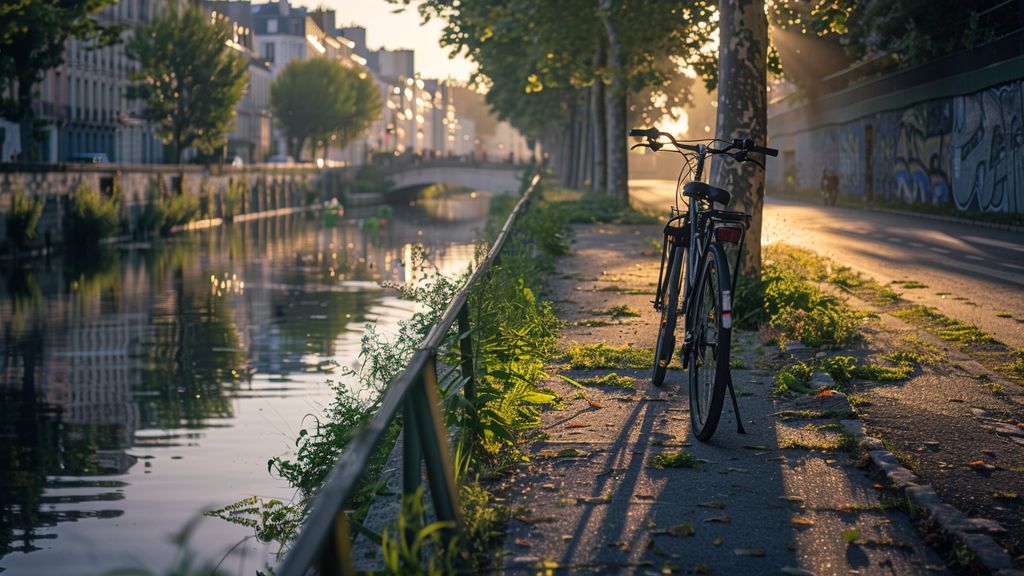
left=294, top=0, right=477, bottom=82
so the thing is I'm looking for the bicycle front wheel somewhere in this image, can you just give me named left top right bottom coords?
left=687, top=243, right=732, bottom=441
left=652, top=243, right=684, bottom=387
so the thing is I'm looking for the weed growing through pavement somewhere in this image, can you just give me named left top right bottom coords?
left=650, top=450, right=700, bottom=469
left=603, top=304, right=641, bottom=318
left=563, top=343, right=653, bottom=369
left=578, top=372, right=636, bottom=389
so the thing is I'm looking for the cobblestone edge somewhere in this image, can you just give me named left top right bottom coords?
left=816, top=372, right=1024, bottom=576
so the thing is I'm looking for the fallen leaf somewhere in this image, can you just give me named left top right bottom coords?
left=541, top=483, right=557, bottom=491
left=720, top=467, right=748, bottom=474
left=703, top=515, right=731, bottom=524
left=790, top=516, right=815, bottom=526
left=562, top=534, right=573, bottom=541
left=698, top=501, right=726, bottom=509
left=515, top=514, right=556, bottom=525
left=842, top=528, right=862, bottom=543
left=578, top=494, right=612, bottom=504
left=967, top=459, right=988, bottom=469
left=712, top=537, right=723, bottom=546
left=816, top=389, right=836, bottom=398
left=514, top=538, right=532, bottom=547
left=743, top=445, right=773, bottom=451
left=666, top=522, right=695, bottom=537
left=734, top=548, right=766, bottom=557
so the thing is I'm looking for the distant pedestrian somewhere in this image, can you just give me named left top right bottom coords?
left=821, top=168, right=838, bottom=206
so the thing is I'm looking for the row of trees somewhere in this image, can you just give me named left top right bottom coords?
left=1, top=1, right=380, bottom=165
left=400, top=0, right=1004, bottom=276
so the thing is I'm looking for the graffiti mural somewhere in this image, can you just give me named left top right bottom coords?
left=892, top=104, right=952, bottom=205
left=772, top=76, right=1024, bottom=214
left=837, top=125, right=863, bottom=195
left=951, top=83, right=1024, bottom=213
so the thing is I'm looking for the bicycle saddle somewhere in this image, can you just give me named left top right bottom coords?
left=683, top=181, right=731, bottom=206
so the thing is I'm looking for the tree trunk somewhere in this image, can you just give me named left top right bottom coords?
left=712, top=0, right=768, bottom=279
left=578, top=92, right=591, bottom=189
left=600, top=0, right=628, bottom=201
left=590, top=40, right=608, bottom=193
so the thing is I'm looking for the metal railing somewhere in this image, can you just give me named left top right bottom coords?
left=277, top=172, right=542, bottom=576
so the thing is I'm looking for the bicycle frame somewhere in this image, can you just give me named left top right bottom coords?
left=654, top=148, right=749, bottom=325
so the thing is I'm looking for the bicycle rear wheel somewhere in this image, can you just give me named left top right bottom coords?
left=687, top=243, right=731, bottom=441
left=652, top=244, right=684, bottom=386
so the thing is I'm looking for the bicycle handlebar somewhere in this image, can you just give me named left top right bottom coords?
left=732, top=138, right=778, bottom=157
left=630, top=126, right=778, bottom=158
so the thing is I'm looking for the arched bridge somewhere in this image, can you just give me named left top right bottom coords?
left=385, top=160, right=525, bottom=195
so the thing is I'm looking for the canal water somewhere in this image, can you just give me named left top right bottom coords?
left=0, top=191, right=493, bottom=574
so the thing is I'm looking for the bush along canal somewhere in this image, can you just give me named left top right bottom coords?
left=0, top=187, right=495, bottom=574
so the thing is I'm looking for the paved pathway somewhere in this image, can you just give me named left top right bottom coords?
left=501, top=223, right=948, bottom=575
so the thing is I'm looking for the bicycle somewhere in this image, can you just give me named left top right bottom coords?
left=628, top=127, right=777, bottom=441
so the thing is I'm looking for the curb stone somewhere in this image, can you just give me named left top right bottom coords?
left=811, top=371, right=1021, bottom=574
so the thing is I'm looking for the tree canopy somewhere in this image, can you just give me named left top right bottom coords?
left=0, top=0, right=120, bottom=161
left=270, top=58, right=381, bottom=161
left=126, top=2, right=248, bottom=164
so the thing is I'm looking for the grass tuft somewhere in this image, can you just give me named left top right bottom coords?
left=650, top=450, right=700, bottom=469
left=564, top=343, right=653, bottom=369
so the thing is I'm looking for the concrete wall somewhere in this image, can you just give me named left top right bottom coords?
left=0, top=164, right=335, bottom=253
left=768, top=52, right=1024, bottom=214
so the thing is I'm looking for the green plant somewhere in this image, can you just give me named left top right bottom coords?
left=563, top=343, right=652, bottom=369
left=64, top=181, right=120, bottom=250
left=543, top=187, right=656, bottom=225
left=650, top=450, right=700, bottom=469
left=380, top=489, right=459, bottom=575
left=7, top=192, right=45, bottom=250
left=578, top=372, right=635, bottom=389
left=604, top=304, right=641, bottom=318
left=222, top=181, right=245, bottom=221
left=772, top=361, right=816, bottom=396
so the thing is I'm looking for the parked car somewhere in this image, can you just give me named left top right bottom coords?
left=67, top=152, right=110, bottom=164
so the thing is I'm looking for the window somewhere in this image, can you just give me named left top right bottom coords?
left=262, top=42, right=275, bottom=63
left=267, top=18, right=278, bottom=34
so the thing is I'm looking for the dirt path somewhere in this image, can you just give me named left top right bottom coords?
left=500, top=223, right=947, bottom=574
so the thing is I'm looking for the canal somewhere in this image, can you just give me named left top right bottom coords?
left=0, top=190, right=494, bottom=574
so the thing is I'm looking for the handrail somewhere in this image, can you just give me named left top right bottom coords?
left=277, top=172, right=542, bottom=576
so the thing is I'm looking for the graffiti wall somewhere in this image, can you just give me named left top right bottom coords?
left=769, top=79, right=1024, bottom=214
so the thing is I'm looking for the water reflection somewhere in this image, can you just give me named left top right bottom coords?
left=0, top=190, right=491, bottom=573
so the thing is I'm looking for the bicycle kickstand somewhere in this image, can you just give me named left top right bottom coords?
left=725, top=374, right=746, bottom=434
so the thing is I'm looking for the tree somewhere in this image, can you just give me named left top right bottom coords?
left=126, top=2, right=248, bottom=164
left=404, top=0, right=714, bottom=197
left=0, top=0, right=119, bottom=162
left=711, top=0, right=769, bottom=278
left=270, top=59, right=381, bottom=161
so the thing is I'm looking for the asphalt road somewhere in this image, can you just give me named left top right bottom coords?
left=630, top=180, right=1024, bottom=349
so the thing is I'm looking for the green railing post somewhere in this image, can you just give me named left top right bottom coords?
left=318, top=511, right=355, bottom=576
left=402, top=395, right=422, bottom=497
left=414, top=356, right=464, bottom=528
left=457, top=302, right=476, bottom=430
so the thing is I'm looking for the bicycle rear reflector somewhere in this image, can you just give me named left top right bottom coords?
left=715, top=227, right=742, bottom=243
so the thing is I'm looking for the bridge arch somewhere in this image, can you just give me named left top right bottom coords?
left=386, top=162, right=524, bottom=195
